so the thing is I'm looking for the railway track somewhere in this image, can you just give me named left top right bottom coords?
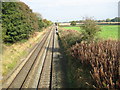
left=2, top=25, right=56, bottom=89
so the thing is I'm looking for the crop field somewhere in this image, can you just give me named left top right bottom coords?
left=63, top=25, right=119, bottom=40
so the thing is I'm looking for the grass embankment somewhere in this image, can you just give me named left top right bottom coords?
left=63, top=25, right=119, bottom=40
left=2, top=28, right=47, bottom=76
left=59, top=26, right=119, bottom=88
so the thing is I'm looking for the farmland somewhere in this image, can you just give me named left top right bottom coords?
left=63, top=25, right=119, bottom=40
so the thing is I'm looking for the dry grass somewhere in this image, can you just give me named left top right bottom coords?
left=2, top=29, right=46, bottom=76
left=71, top=40, right=119, bottom=88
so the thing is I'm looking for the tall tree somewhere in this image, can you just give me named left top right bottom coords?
left=2, top=2, right=40, bottom=43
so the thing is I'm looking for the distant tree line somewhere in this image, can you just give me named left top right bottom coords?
left=97, top=17, right=120, bottom=22
left=70, top=17, right=120, bottom=24
left=2, top=2, right=52, bottom=43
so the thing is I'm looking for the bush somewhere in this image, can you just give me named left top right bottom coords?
left=81, top=18, right=101, bottom=42
left=43, top=19, right=52, bottom=28
left=59, top=29, right=81, bottom=48
left=38, top=19, right=45, bottom=30
left=70, top=21, right=76, bottom=26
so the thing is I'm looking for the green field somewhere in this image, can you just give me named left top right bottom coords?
left=63, top=25, right=119, bottom=40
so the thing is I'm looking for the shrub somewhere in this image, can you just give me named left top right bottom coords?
left=70, top=21, right=76, bottom=26
left=59, top=29, right=81, bottom=48
left=38, top=19, right=45, bottom=30
left=81, top=18, right=101, bottom=42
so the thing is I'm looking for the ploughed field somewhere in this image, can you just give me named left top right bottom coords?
left=63, top=25, right=119, bottom=40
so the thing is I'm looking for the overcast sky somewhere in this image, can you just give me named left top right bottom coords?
left=20, top=0, right=119, bottom=22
